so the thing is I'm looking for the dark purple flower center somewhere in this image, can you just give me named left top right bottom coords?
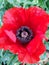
left=16, top=26, right=33, bottom=44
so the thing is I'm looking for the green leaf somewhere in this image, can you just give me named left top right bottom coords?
left=7, top=0, right=14, bottom=4
left=31, top=0, right=39, bottom=6
left=3, top=0, right=13, bottom=10
left=0, top=50, right=21, bottom=65
left=38, top=0, right=47, bottom=9
left=46, top=62, right=49, bottom=65
left=0, top=0, right=4, bottom=9
left=45, top=29, right=49, bottom=50
left=46, top=0, right=49, bottom=9
left=0, top=49, right=4, bottom=57
left=40, top=53, right=46, bottom=60
left=0, top=9, right=4, bottom=26
left=45, top=42, right=49, bottom=50
left=7, top=0, right=20, bottom=7
left=23, top=1, right=32, bottom=8
left=46, top=29, right=49, bottom=39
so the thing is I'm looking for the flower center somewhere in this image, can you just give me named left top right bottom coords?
left=21, top=31, right=28, bottom=38
left=16, top=26, right=33, bottom=44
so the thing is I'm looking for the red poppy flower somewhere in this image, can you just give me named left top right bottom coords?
left=0, top=6, right=49, bottom=64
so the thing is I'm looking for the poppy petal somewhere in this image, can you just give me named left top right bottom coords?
left=3, top=7, right=27, bottom=30
left=27, top=6, right=49, bottom=33
left=4, top=30, right=16, bottom=43
left=27, top=35, right=45, bottom=55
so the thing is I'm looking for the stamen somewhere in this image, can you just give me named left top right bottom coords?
left=21, top=31, right=28, bottom=38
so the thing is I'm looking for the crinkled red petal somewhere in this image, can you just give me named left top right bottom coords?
left=0, top=28, right=26, bottom=54
left=3, top=6, right=49, bottom=33
left=27, top=35, right=46, bottom=55
left=0, top=28, right=42, bottom=64
left=3, top=7, right=28, bottom=30
left=27, top=6, right=49, bottom=33
left=35, top=42, right=46, bottom=56
left=18, top=51, right=40, bottom=64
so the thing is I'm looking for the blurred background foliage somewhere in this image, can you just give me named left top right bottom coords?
left=0, top=0, right=49, bottom=65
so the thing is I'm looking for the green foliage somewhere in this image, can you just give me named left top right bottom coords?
left=46, top=62, right=49, bottom=65
left=0, top=49, right=20, bottom=65
left=45, top=29, right=49, bottom=50
left=45, top=41, right=49, bottom=50
left=0, top=0, right=49, bottom=65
